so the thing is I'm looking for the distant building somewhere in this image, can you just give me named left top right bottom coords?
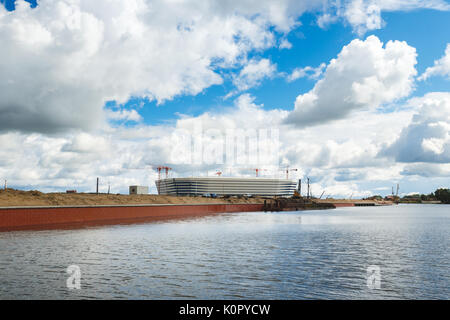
left=129, top=186, right=149, bottom=195
left=155, top=177, right=296, bottom=196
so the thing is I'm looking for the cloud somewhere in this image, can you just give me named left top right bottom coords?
left=285, top=35, right=417, bottom=127
left=319, top=0, right=450, bottom=35
left=317, top=13, right=338, bottom=29
left=334, top=169, right=367, bottom=182
left=106, top=109, right=143, bottom=123
left=343, top=0, right=383, bottom=35
left=61, top=133, right=111, bottom=154
left=380, top=92, right=450, bottom=163
left=279, top=38, right=293, bottom=49
left=418, top=43, right=450, bottom=81
left=401, top=163, right=450, bottom=178
left=2, top=1, right=446, bottom=134
left=231, top=58, right=277, bottom=92
left=0, top=0, right=324, bottom=134
left=287, top=63, right=325, bottom=82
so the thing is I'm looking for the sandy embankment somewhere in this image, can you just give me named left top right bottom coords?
left=0, top=189, right=265, bottom=207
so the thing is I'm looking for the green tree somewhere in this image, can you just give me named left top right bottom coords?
left=434, top=188, right=450, bottom=204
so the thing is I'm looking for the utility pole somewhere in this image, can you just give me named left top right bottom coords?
left=4, top=179, right=6, bottom=191
left=108, top=181, right=110, bottom=195
left=298, top=179, right=301, bottom=196
left=307, top=177, right=310, bottom=199
left=96, top=177, right=99, bottom=195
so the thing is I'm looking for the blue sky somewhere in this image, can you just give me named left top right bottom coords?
left=0, top=0, right=449, bottom=196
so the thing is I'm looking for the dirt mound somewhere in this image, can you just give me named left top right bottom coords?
left=0, top=189, right=265, bottom=207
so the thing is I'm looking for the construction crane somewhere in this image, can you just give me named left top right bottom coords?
left=280, top=166, right=298, bottom=179
left=155, top=166, right=172, bottom=180
left=241, top=168, right=267, bottom=177
left=126, top=164, right=172, bottom=180
left=306, top=177, right=310, bottom=199
left=254, top=168, right=268, bottom=177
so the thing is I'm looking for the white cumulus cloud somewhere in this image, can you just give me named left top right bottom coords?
left=285, top=35, right=417, bottom=127
left=418, top=43, right=450, bottom=81
left=0, top=0, right=323, bottom=133
left=380, top=92, right=450, bottom=163
left=287, top=63, right=326, bottom=82
left=106, top=109, right=143, bottom=123
left=319, top=0, right=450, bottom=35
left=232, top=58, right=277, bottom=92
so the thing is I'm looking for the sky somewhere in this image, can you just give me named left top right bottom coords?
left=0, top=0, right=449, bottom=197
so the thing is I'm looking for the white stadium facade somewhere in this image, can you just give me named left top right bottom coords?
left=155, top=177, right=297, bottom=196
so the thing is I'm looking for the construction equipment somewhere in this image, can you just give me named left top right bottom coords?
left=130, top=164, right=172, bottom=180
left=155, top=166, right=172, bottom=180
left=307, top=177, right=310, bottom=199
left=254, top=168, right=268, bottom=177
left=241, top=168, right=267, bottom=177
left=280, top=166, right=298, bottom=179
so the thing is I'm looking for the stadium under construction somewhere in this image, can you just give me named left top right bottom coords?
left=155, top=177, right=297, bottom=196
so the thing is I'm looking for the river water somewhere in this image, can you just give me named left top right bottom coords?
left=0, top=204, right=449, bottom=299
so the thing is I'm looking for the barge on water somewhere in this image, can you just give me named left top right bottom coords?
left=263, top=198, right=335, bottom=211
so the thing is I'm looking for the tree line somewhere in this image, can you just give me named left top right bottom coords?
left=398, top=188, right=450, bottom=204
left=365, top=188, right=450, bottom=203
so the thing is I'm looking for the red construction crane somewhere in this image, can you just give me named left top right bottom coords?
left=254, top=168, right=268, bottom=177
left=126, top=164, right=172, bottom=180
left=242, top=168, right=267, bottom=177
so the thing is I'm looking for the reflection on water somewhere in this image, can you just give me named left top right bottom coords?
left=0, top=204, right=449, bottom=299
